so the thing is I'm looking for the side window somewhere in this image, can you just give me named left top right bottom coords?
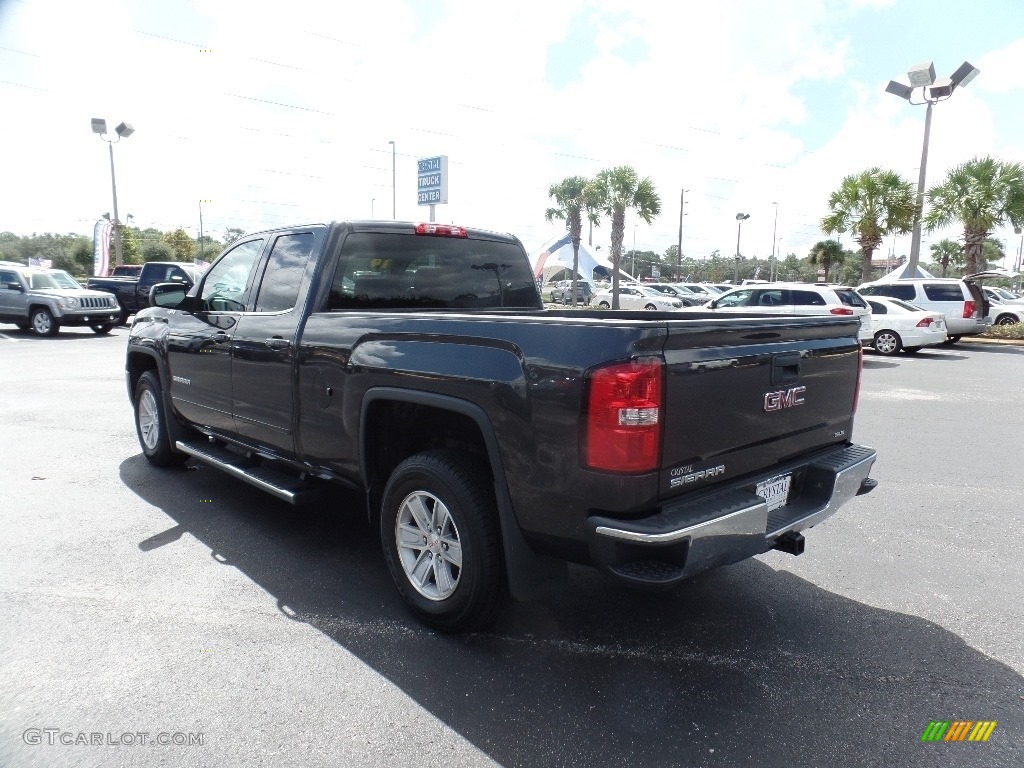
left=253, top=233, right=316, bottom=313
left=0, top=270, right=19, bottom=287
left=923, top=283, right=965, bottom=302
left=755, top=289, right=788, bottom=306
left=867, top=300, right=887, bottom=314
left=168, top=266, right=190, bottom=283
left=716, top=290, right=753, bottom=307
left=199, top=239, right=264, bottom=312
left=834, top=289, right=867, bottom=308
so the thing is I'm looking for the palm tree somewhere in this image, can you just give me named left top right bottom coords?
left=924, top=157, right=1024, bottom=275
left=928, top=239, right=962, bottom=277
left=545, top=176, right=599, bottom=304
left=587, top=167, right=661, bottom=309
left=821, top=168, right=916, bottom=284
left=808, top=239, right=844, bottom=282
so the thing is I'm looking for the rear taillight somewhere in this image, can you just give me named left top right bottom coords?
left=916, top=317, right=934, bottom=327
left=963, top=300, right=975, bottom=318
left=830, top=307, right=854, bottom=315
left=415, top=223, right=468, bottom=238
left=853, top=345, right=863, bottom=415
left=583, top=359, right=663, bottom=473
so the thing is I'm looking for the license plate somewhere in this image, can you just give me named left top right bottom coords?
left=756, top=474, right=792, bottom=512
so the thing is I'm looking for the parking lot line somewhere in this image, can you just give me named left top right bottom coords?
left=0, top=332, right=20, bottom=343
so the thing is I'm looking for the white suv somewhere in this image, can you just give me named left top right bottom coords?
left=700, top=283, right=873, bottom=342
left=857, top=278, right=989, bottom=342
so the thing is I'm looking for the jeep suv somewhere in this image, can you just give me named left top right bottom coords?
left=0, top=266, right=121, bottom=336
left=549, top=279, right=594, bottom=305
left=857, top=278, right=989, bottom=342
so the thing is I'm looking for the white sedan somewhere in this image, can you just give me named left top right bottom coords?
left=593, top=284, right=684, bottom=310
left=864, top=296, right=947, bottom=355
left=987, top=296, right=1024, bottom=326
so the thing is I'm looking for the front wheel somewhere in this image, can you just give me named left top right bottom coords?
left=30, top=307, right=59, bottom=337
left=873, top=329, right=902, bottom=355
left=380, top=451, right=507, bottom=633
left=598, top=301, right=610, bottom=309
left=91, top=323, right=115, bottom=335
left=644, top=303, right=658, bottom=310
left=134, top=371, right=188, bottom=467
left=117, top=304, right=130, bottom=326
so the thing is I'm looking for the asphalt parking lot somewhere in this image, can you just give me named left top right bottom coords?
left=1, top=325, right=1022, bottom=768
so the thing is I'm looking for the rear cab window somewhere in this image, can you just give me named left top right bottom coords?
left=859, top=284, right=916, bottom=301
left=324, top=232, right=541, bottom=311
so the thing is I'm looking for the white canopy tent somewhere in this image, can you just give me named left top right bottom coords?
left=530, top=233, right=638, bottom=285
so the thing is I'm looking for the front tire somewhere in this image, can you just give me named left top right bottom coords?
left=91, top=323, right=115, bottom=335
left=117, top=304, right=130, bottom=326
left=134, top=371, right=188, bottom=467
left=873, top=329, right=902, bottom=355
left=380, top=451, right=507, bottom=633
left=30, top=307, right=59, bottom=337
left=644, top=303, right=658, bottom=310
left=598, top=301, right=610, bottom=309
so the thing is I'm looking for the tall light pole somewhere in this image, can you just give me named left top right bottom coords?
left=885, top=60, right=979, bottom=279
left=388, top=140, right=396, bottom=219
left=677, top=188, right=689, bottom=281
left=632, top=225, right=637, bottom=278
left=91, top=118, right=135, bottom=267
left=770, top=202, right=779, bottom=281
left=735, top=212, right=750, bottom=282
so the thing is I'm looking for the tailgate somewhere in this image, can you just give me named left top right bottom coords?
left=658, top=315, right=860, bottom=499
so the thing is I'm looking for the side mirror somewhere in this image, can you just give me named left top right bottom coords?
left=6, top=282, right=24, bottom=292
left=151, top=282, right=188, bottom=309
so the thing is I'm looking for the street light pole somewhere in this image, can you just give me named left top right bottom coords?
left=885, top=60, right=979, bottom=279
left=388, top=140, right=396, bottom=219
left=632, top=225, right=636, bottom=278
left=770, top=202, right=779, bottom=281
left=677, top=189, right=688, bottom=281
left=735, top=213, right=750, bottom=282
left=92, top=118, right=135, bottom=268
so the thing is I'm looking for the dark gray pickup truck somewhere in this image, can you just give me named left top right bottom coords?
left=126, top=220, right=877, bottom=632
left=89, top=261, right=200, bottom=324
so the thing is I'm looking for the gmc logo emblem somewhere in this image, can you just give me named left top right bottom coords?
left=764, top=386, right=806, bottom=412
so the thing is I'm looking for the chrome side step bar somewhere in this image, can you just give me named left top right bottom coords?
left=175, top=440, right=320, bottom=506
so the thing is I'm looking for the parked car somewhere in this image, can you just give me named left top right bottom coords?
left=549, top=279, right=594, bottom=305
left=672, top=283, right=725, bottom=301
left=88, top=261, right=201, bottom=325
left=863, top=297, right=947, bottom=355
left=984, top=286, right=1024, bottom=306
left=695, top=283, right=873, bottom=342
left=857, top=278, right=989, bottom=343
left=0, top=265, right=121, bottom=336
left=645, top=283, right=701, bottom=306
left=986, top=296, right=1024, bottom=326
left=593, top=284, right=684, bottom=310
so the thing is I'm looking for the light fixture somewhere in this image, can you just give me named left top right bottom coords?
left=885, top=80, right=912, bottom=100
left=91, top=118, right=107, bottom=134
left=115, top=122, right=135, bottom=138
left=950, top=61, right=980, bottom=89
left=907, top=61, right=936, bottom=87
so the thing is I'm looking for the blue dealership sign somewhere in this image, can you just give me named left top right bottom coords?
left=417, top=155, right=448, bottom=205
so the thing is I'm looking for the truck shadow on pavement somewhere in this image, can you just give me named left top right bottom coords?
left=120, top=456, right=1023, bottom=768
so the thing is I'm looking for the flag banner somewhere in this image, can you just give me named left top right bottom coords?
left=93, top=219, right=112, bottom=276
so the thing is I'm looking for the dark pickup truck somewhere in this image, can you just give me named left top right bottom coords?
left=126, top=220, right=877, bottom=632
left=89, top=261, right=200, bottom=324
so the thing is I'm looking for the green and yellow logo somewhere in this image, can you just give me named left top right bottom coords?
left=921, top=721, right=997, bottom=742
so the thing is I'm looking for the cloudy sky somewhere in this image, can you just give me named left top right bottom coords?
left=2, top=0, right=1023, bottom=266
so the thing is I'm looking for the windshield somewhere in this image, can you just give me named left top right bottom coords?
left=994, top=288, right=1019, bottom=300
left=30, top=271, right=82, bottom=290
left=887, top=298, right=924, bottom=312
left=637, top=287, right=667, bottom=298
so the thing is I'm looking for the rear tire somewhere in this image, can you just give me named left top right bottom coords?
left=134, top=371, right=188, bottom=467
left=117, top=304, right=130, bottom=326
left=943, top=335, right=961, bottom=345
left=380, top=450, right=507, bottom=633
left=91, top=323, right=115, bottom=335
left=995, top=314, right=1019, bottom=326
left=903, top=346, right=922, bottom=354
left=598, top=301, right=610, bottom=309
left=644, top=303, right=657, bottom=310
left=873, top=329, right=902, bottom=355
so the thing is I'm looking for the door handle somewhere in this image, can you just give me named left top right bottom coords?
left=213, top=331, right=230, bottom=344
left=265, top=337, right=291, bottom=350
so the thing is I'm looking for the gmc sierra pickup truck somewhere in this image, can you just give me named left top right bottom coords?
left=89, top=261, right=200, bottom=324
left=126, top=220, right=877, bottom=632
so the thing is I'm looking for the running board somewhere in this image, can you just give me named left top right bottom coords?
left=175, top=440, right=320, bottom=505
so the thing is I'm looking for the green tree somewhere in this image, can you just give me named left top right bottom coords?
left=162, top=228, right=195, bottom=261
left=545, top=176, right=599, bottom=304
left=981, top=237, right=1004, bottom=271
left=70, top=237, right=94, bottom=276
left=928, top=239, right=962, bottom=277
left=587, top=166, right=661, bottom=308
left=821, top=168, right=916, bottom=284
left=111, top=226, right=141, bottom=265
left=807, top=240, right=844, bottom=282
left=924, top=157, right=1024, bottom=275
left=142, top=242, right=175, bottom=262
left=223, top=227, right=246, bottom=245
